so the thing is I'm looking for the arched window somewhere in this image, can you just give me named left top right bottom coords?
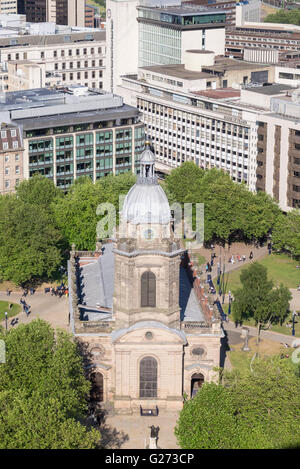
left=139, top=356, right=157, bottom=398
left=90, top=371, right=104, bottom=402
left=141, top=271, right=156, bottom=307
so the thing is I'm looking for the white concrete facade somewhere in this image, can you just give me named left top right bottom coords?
left=119, top=73, right=258, bottom=191
left=104, top=0, right=139, bottom=93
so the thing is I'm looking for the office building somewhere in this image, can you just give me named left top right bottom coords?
left=241, top=84, right=300, bottom=210
left=0, top=123, right=23, bottom=193
left=105, top=0, right=226, bottom=94
left=119, top=50, right=275, bottom=193
left=21, top=0, right=85, bottom=26
left=0, top=0, right=17, bottom=15
left=0, top=23, right=105, bottom=92
left=0, top=86, right=145, bottom=193
left=226, top=23, right=300, bottom=65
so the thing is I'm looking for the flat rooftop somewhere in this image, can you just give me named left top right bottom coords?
left=138, top=4, right=222, bottom=16
left=140, top=57, right=270, bottom=80
left=0, top=29, right=105, bottom=48
left=204, top=56, right=270, bottom=72
left=194, top=88, right=241, bottom=99
left=244, top=83, right=294, bottom=95
left=14, top=105, right=139, bottom=130
left=140, top=63, right=211, bottom=80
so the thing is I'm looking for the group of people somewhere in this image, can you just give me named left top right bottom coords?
left=20, top=297, right=31, bottom=317
left=50, top=283, right=68, bottom=298
left=229, top=252, right=253, bottom=264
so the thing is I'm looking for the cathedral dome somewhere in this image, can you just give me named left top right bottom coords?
left=121, top=144, right=171, bottom=225
left=122, top=181, right=172, bottom=225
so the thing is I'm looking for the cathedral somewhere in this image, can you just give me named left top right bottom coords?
left=68, top=145, right=223, bottom=414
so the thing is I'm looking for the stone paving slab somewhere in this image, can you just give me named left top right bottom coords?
left=101, top=412, right=180, bottom=449
left=0, top=292, right=69, bottom=331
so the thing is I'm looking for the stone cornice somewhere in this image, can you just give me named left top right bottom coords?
left=113, top=248, right=185, bottom=258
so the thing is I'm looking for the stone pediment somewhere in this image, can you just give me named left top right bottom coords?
left=111, top=321, right=187, bottom=345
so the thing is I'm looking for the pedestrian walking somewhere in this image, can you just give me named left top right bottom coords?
left=249, top=251, right=253, bottom=260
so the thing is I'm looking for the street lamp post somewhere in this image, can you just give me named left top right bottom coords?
left=222, top=257, right=226, bottom=304
left=292, top=310, right=296, bottom=337
left=5, top=311, right=7, bottom=331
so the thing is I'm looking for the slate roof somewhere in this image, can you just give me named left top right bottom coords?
left=77, top=241, right=205, bottom=324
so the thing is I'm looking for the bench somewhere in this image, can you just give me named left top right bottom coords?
left=140, top=405, right=159, bottom=416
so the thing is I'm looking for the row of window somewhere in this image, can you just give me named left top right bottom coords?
left=3, top=179, right=20, bottom=189
left=29, top=130, right=135, bottom=152
left=58, top=62, right=103, bottom=71
left=1, top=141, right=19, bottom=150
left=3, top=153, right=20, bottom=163
left=4, top=165, right=20, bottom=175
left=6, top=47, right=104, bottom=62
left=1, top=129, right=17, bottom=138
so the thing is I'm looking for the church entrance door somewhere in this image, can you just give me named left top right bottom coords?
left=90, top=371, right=104, bottom=402
left=191, top=373, right=204, bottom=398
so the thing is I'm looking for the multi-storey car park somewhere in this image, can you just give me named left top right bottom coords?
left=0, top=86, right=145, bottom=193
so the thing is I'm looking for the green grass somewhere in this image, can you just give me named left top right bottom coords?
left=227, top=350, right=253, bottom=372
left=219, top=254, right=300, bottom=293
left=197, top=255, right=206, bottom=266
left=0, top=300, right=21, bottom=321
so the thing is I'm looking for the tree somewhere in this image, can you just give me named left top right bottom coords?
left=165, top=164, right=280, bottom=245
left=272, top=210, right=300, bottom=258
left=0, top=319, right=99, bottom=449
left=0, top=196, right=63, bottom=286
left=264, top=9, right=300, bottom=26
left=175, top=383, right=240, bottom=449
left=232, top=263, right=291, bottom=342
left=53, top=172, right=136, bottom=250
left=164, top=161, right=204, bottom=205
left=175, top=356, right=300, bottom=449
left=16, top=174, right=63, bottom=211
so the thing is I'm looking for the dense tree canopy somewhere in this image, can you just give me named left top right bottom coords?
left=264, top=9, right=300, bottom=26
left=232, top=263, right=292, bottom=341
left=164, top=163, right=281, bottom=244
left=0, top=165, right=296, bottom=285
left=272, top=210, right=300, bottom=258
left=175, top=356, right=300, bottom=449
left=0, top=195, right=63, bottom=286
left=0, top=319, right=99, bottom=449
left=53, top=172, right=136, bottom=250
left=16, top=173, right=63, bottom=211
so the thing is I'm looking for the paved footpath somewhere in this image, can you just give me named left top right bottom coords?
left=194, top=243, right=268, bottom=279
left=102, top=412, right=180, bottom=449
left=223, top=320, right=299, bottom=346
left=0, top=291, right=69, bottom=331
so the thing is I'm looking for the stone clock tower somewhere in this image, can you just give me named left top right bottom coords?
left=113, top=144, right=184, bottom=330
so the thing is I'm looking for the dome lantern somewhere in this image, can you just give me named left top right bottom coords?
left=139, top=141, right=156, bottom=182
left=121, top=143, right=172, bottom=225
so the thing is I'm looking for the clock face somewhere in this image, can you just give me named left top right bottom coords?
left=106, top=8, right=111, bottom=18
left=144, top=229, right=154, bottom=240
